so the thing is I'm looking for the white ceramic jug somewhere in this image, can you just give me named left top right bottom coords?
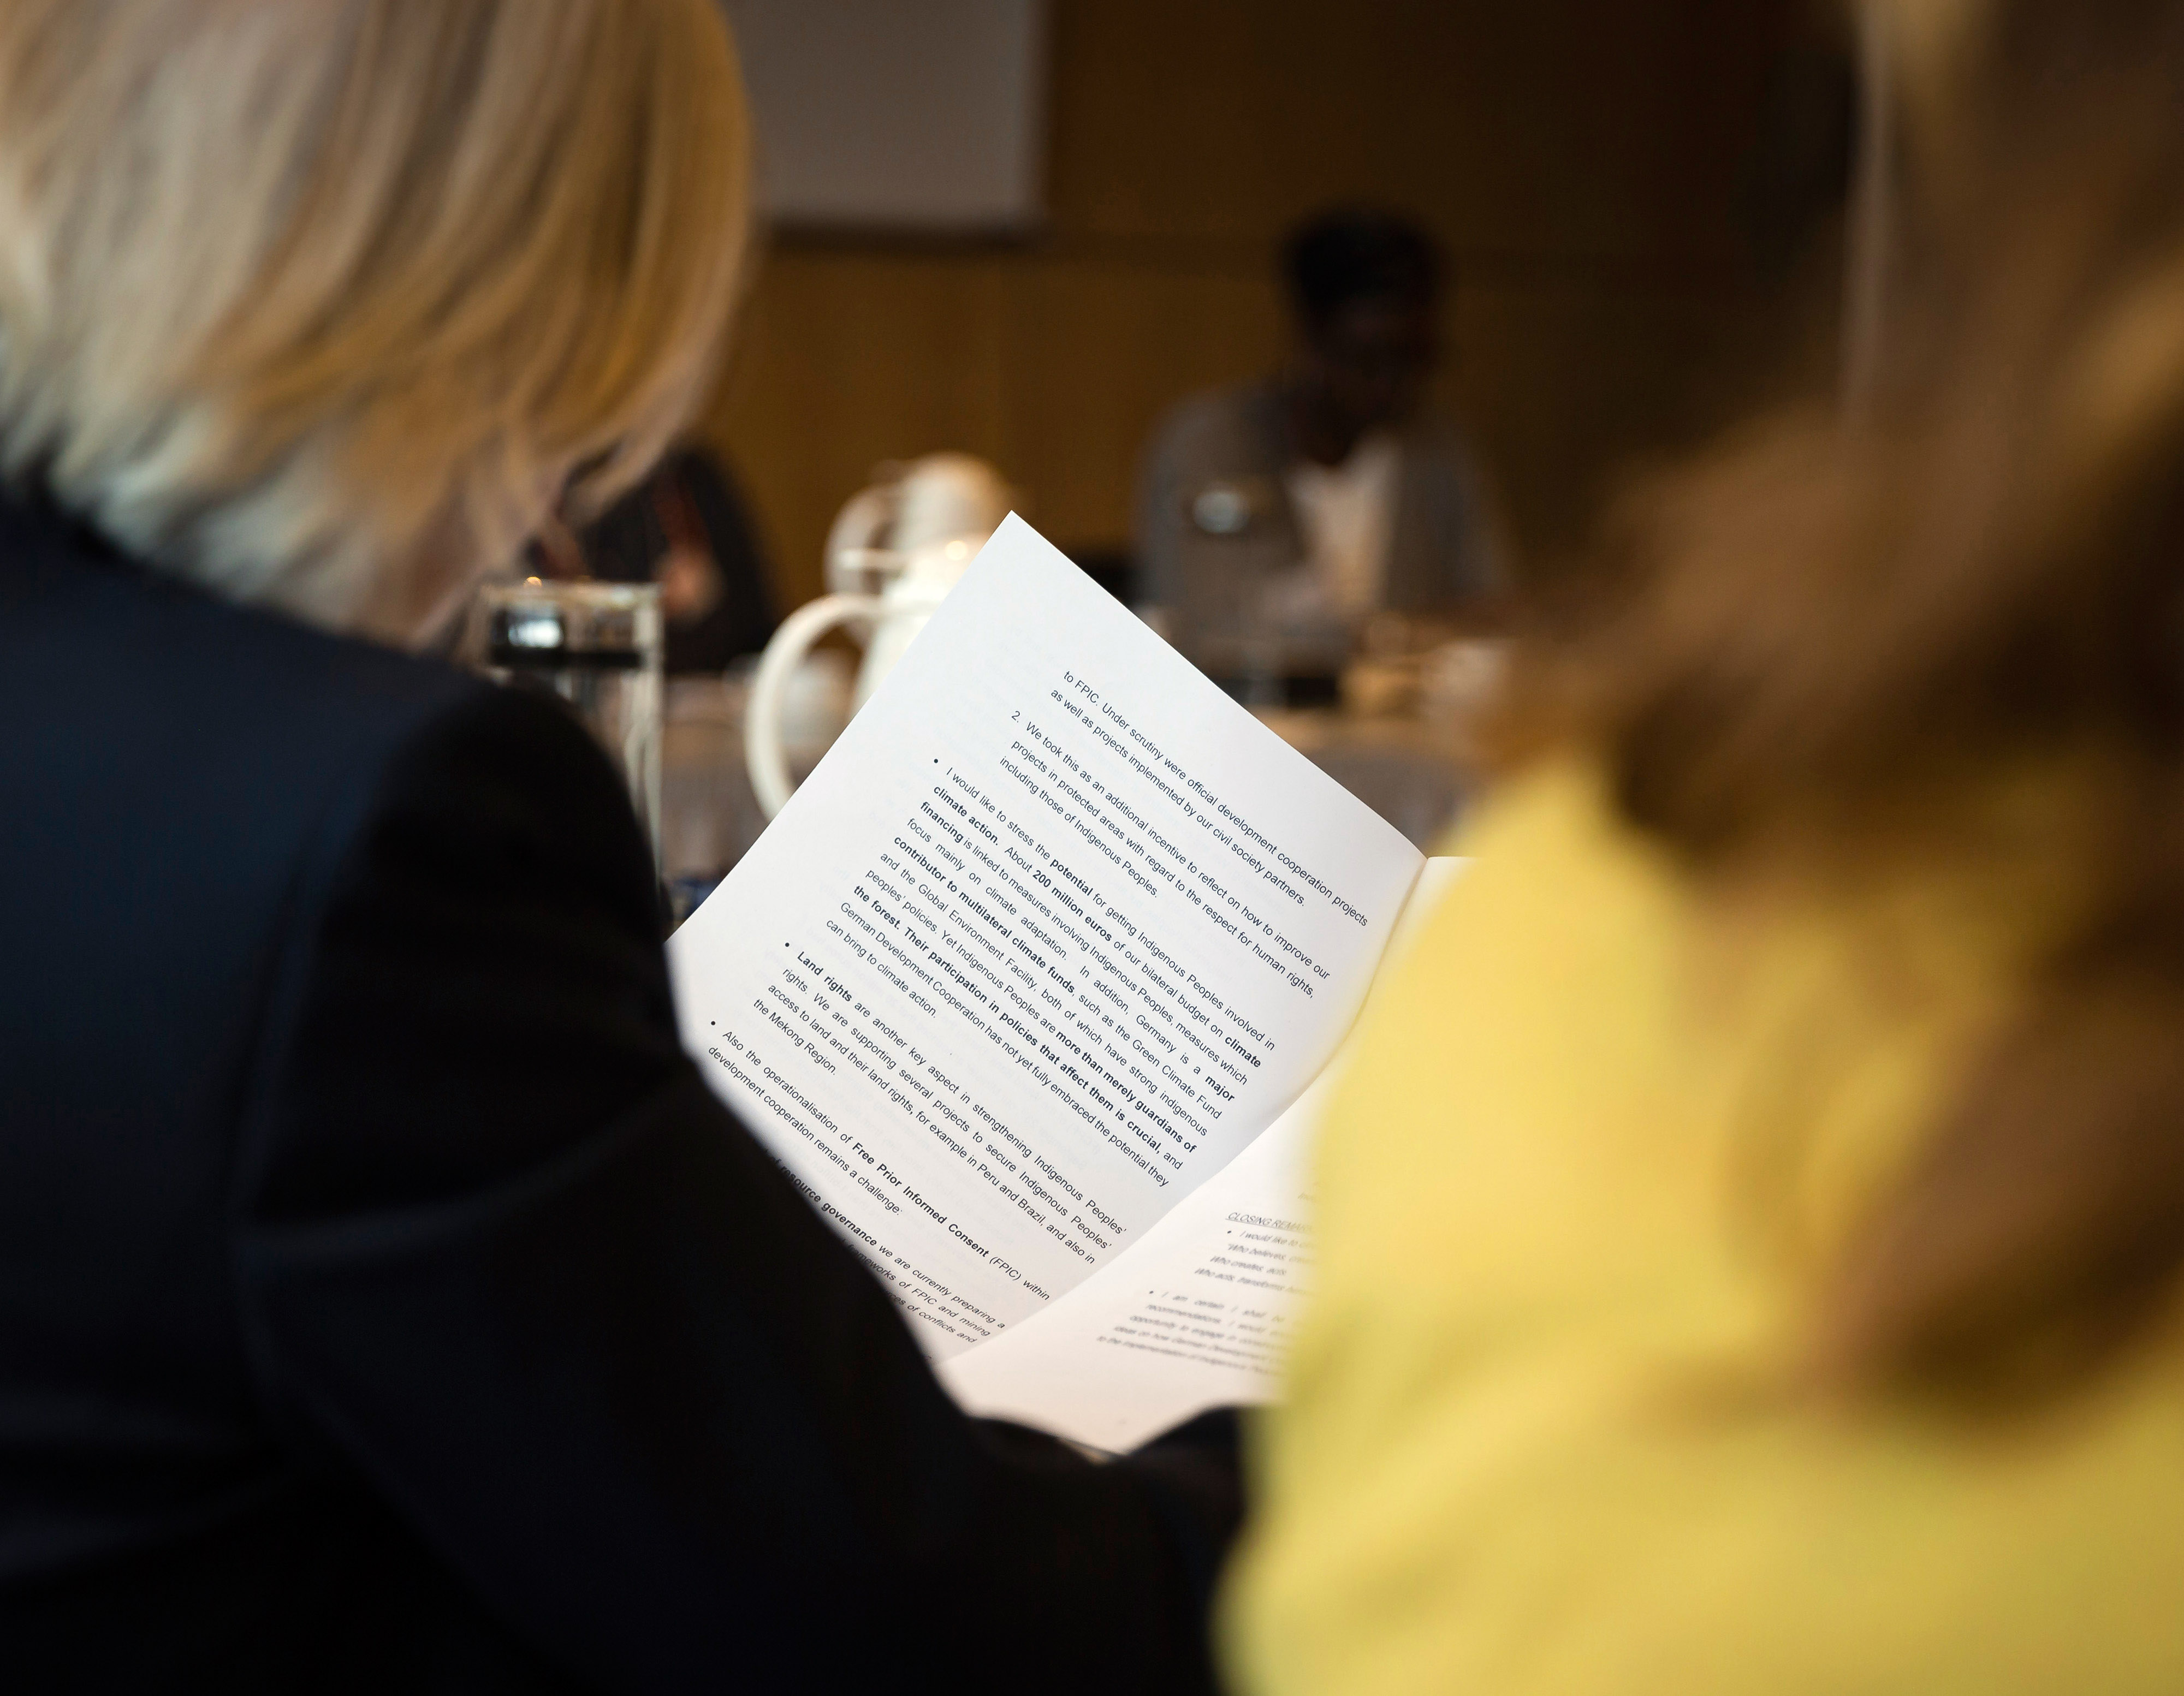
left=744, top=453, right=1013, bottom=817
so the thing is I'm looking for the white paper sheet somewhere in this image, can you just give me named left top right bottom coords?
left=936, top=859, right=1467, bottom=1449
left=669, top=516, right=1423, bottom=1359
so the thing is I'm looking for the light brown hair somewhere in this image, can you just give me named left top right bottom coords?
left=0, top=0, right=750, bottom=639
left=1587, top=0, right=2184, bottom=1399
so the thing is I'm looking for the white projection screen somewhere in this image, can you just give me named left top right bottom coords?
left=720, top=0, right=1051, bottom=234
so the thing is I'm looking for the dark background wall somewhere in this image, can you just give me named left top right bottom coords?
left=703, top=0, right=1825, bottom=608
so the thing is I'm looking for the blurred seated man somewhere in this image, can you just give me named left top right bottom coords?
left=1135, top=208, right=1508, bottom=699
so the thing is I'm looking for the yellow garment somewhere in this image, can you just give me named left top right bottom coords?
left=1222, top=757, right=2184, bottom=1696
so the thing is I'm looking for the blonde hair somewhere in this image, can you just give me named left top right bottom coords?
left=0, top=0, right=750, bottom=638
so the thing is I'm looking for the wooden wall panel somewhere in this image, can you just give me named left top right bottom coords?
left=999, top=264, right=1283, bottom=551
left=1043, top=0, right=1781, bottom=264
left=703, top=0, right=1805, bottom=609
left=710, top=252, right=1013, bottom=596
left=1443, top=278, right=1755, bottom=556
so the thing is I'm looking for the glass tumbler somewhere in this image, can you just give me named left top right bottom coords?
left=476, top=580, right=663, bottom=859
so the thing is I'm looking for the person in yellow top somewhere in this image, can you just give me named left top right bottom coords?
left=1221, top=1, right=2184, bottom=1689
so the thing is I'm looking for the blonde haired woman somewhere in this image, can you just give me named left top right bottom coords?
left=1225, top=1, right=2184, bottom=1691
left=0, top=5, right=1233, bottom=1690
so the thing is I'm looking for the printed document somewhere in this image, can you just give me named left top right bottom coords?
left=670, top=515, right=1456, bottom=1447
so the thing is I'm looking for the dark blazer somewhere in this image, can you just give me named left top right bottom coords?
left=0, top=497, right=1237, bottom=1693
left=1135, top=381, right=1509, bottom=674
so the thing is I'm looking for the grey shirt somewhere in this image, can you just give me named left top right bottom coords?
left=1133, top=382, right=1509, bottom=675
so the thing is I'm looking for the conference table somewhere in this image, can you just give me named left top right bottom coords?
left=658, top=647, right=1493, bottom=926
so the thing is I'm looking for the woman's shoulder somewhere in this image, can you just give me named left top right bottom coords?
left=1382, top=753, right=1697, bottom=1064
left=1, top=490, right=634, bottom=981
left=1317, top=751, right=2061, bottom=1296
left=0, top=492, right=488, bottom=761
left=1229, top=753, right=2184, bottom=1696
left=1313, top=753, right=1712, bottom=1276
